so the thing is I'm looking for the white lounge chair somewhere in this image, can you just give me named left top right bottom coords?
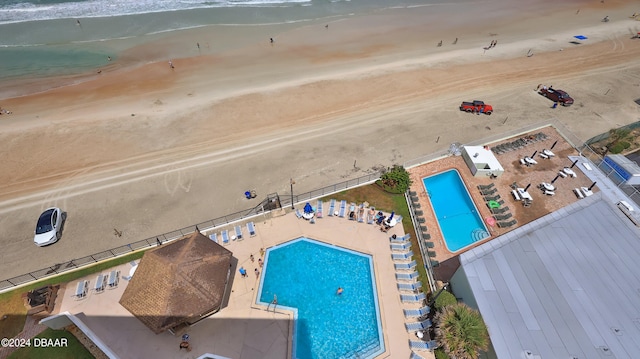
left=390, top=234, right=410, bottom=243
left=108, top=270, right=120, bottom=288
left=221, top=230, right=230, bottom=245
left=395, top=260, right=417, bottom=271
left=544, top=190, right=555, bottom=196
left=338, top=200, right=347, bottom=217
left=94, top=275, right=106, bottom=293
left=75, top=280, right=89, bottom=299
left=409, top=340, right=438, bottom=351
left=328, top=199, right=336, bottom=216
left=400, top=292, right=426, bottom=303
left=316, top=200, right=323, bottom=218
left=247, top=222, right=256, bottom=236
left=235, top=225, right=243, bottom=240
left=396, top=271, right=420, bottom=281
left=397, top=282, right=421, bottom=292
left=390, top=242, right=411, bottom=251
left=405, top=319, right=432, bottom=332
left=392, top=251, right=414, bottom=261
left=403, top=306, right=431, bottom=318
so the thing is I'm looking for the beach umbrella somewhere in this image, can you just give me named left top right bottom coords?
left=551, top=174, right=560, bottom=184
left=531, top=150, right=537, bottom=158
left=304, top=202, right=313, bottom=213
left=588, top=182, right=597, bottom=191
left=524, top=183, right=531, bottom=192
left=571, top=159, right=579, bottom=168
left=550, top=140, right=558, bottom=150
left=389, top=211, right=395, bottom=221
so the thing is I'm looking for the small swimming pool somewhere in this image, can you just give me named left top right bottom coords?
left=257, top=237, right=384, bottom=359
left=423, top=169, right=489, bottom=252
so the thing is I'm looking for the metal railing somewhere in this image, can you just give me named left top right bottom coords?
left=0, top=173, right=383, bottom=292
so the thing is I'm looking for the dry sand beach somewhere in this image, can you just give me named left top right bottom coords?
left=1, top=0, right=640, bottom=278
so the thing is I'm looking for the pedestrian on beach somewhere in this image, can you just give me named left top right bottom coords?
left=437, top=40, right=442, bottom=47
left=169, top=60, right=174, bottom=69
left=552, top=102, right=558, bottom=109
left=250, top=254, right=255, bottom=262
left=325, top=24, right=329, bottom=29
left=107, top=56, right=111, bottom=61
left=453, top=37, right=458, bottom=44
left=197, top=42, right=200, bottom=49
left=270, top=37, right=274, bottom=43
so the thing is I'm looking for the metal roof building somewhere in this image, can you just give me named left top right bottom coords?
left=452, top=192, right=640, bottom=359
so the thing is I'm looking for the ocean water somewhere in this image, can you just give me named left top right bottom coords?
left=0, top=0, right=454, bottom=83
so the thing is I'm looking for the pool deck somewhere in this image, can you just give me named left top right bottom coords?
left=408, top=126, right=597, bottom=281
left=51, top=208, right=425, bottom=359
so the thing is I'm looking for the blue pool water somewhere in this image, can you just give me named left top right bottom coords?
left=422, top=169, right=489, bottom=252
left=257, top=238, right=384, bottom=359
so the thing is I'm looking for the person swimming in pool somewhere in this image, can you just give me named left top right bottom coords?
left=337, top=287, right=343, bottom=295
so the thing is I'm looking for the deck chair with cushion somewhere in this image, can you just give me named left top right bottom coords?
left=75, top=280, right=89, bottom=299
left=316, top=200, right=323, bottom=218
left=397, top=282, right=421, bottom=292
left=403, top=306, right=431, bottom=318
left=235, top=225, right=243, bottom=240
left=247, top=222, right=256, bottom=236
left=328, top=199, right=336, bottom=216
left=295, top=209, right=303, bottom=219
left=424, top=241, right=435, bottom=248
left=390, top=234, right=410, bottom=243
left=400, top=292, right=426, bottom=303
left=405, top=319, right=432, bottom=332
left=409, top=340, right=438, bottom=351
left=94, top=275, right=106, bottom=293
left=396, top=271, right=419, bottom=281
left=338, top=200, right=347, bottom=218
left=395, top=260, right=417, bottom=271
left=221, top=230, right=230, bottom=245
left=392, top=251, right=414, bottom=261
left=411, top=352, right=428, bottom=359
left=390, top=242, right=411, bottom=252
left=209, top=232, right=218, bottom=243
left=497, top=219, right=517, bottom=228
left=108, top=270, right=120, bottom=289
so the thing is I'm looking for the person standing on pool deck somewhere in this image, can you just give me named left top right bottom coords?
left=337, top=287, right=343, bottom=295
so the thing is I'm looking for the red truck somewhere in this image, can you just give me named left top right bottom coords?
left=460, top=100, right=493, bottom=115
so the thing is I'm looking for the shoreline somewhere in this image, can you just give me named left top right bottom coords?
left=1, top=0, right=639, bottom=197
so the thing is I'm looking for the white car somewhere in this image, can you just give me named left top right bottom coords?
left=34, top=207, right=63, bottom=246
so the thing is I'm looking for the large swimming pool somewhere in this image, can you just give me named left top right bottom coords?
left=257, top=237, right=384, bottom=359
left=422, top=169, right=489, bottom=252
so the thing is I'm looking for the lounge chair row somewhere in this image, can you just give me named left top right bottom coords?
left=491, top=132, right=548, bottom=155
left=209, top=222, right=256, bottom=245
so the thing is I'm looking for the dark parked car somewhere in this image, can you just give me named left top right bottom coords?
left=539, top=87, right=574, bottom=106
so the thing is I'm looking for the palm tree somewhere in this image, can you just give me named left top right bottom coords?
left=434, top=302, right=489, bottom=359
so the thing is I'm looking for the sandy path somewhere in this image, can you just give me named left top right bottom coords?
left=1, top=0, right=640, bottom=279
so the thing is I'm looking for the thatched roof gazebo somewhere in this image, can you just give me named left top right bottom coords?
left=119, top=231, right=233, bottom=334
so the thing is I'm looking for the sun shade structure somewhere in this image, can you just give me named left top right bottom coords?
left=461, top=145, right=504, bottom=177
left=120, top=231, right=233, bottom=334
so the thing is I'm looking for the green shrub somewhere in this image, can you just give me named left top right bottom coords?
left=433, top=290, right=457, bottom=311
left=435, top=348, right=450, bottom=359
left=379, top=165, right=412, bottom=193
left=609, top=142, right=627, bottom=154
